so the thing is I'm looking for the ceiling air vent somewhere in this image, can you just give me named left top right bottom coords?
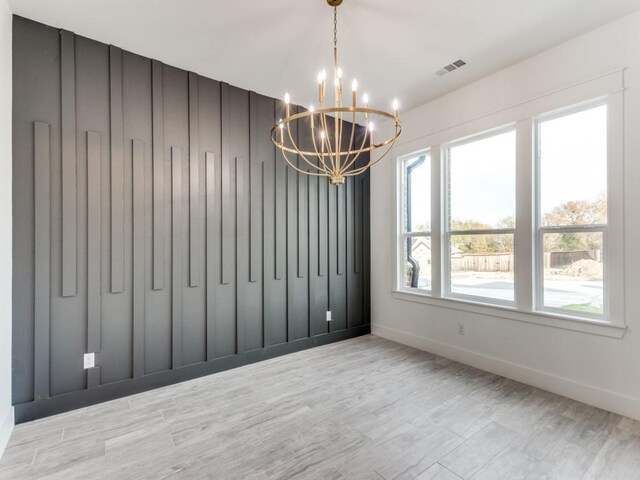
left=436, top=59, right=467, bottom=77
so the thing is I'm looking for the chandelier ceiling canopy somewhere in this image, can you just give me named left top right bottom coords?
left=271, top=0, right=402, bottom=185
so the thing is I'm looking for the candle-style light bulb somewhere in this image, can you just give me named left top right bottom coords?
left=335, top=67, right=343, bottom=98
left=351, top=79, right=358, bottom=107
left=393, top=99, right=399, bottom=114
left=318, top=71, right=326, bottom=103
left=368, top=121, right=374, bottom=132
left=309, top=105, right=315, bottom=128
left=284, top=93, right=290, bottom=116
left=320, top=130, right=326, bottom=139
left=363, top=93, right=369, bottom=105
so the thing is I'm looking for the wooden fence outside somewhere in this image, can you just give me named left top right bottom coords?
left=451, top=253, right=514, bottom=273
left=449, top=250, right=601, bottom=273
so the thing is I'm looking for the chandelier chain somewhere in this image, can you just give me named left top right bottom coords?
left=333, top=6, right=338, bottom=69
left=333, top=7, right=337, bottom=49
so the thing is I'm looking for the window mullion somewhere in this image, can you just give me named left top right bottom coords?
left=431, top=146, right=442, bottom=297
left=539, top=225, right=606, bottom=233
left=449, top=228, right=515, bottom=236
left=515, top=119, right=534, bottom=312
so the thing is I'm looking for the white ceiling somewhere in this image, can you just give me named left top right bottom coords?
left=9, top=0, right=640, bottom=111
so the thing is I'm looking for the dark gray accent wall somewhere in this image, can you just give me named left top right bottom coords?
left=12, top=16, right=371, bottom=423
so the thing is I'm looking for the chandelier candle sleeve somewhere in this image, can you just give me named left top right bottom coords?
left=270, top=0, right=402, bottom=185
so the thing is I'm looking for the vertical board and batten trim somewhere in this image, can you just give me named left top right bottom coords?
left=337, top=184, right=345, bottom=275
left=260, top=161, right=265, bottom=347
left=87, top=131, right=102, bottom=389
left=34, top=121, right=51, bottom=401
left=188, top=72, right=200, bottom=287
left=363, top=175, right=371, bottom=324
left=261, top=94, right=276, bottom=348
left=171, top=147, right=183, bottom=368
left=221, top=83, right=232, bottom=285
left=132, top=139, right=145, bottom=377
left=152, top=60, right=164, bottom=291
left=221, top=148, right=232, bottom=285
left=355, top=177, right=363, bottom=274
left=109, top=45, right=124, bottom=293
left=319, top=176, right=327, bottom=277
left=60, top=30, right=77, bottom=297
left=297, top=152, right=306, bottom=279
left=205, top=152, right=216, bottom=360
left=285, top=105, right=296, bottom=342
left=274, top=101, right=286, bottom=281
left=87, top=131, right=101, bottom=353
left=249, top=94, right=261, bottom=283
left=236, top=156, right=245, bottom=353
left=346, top=176, right=354, bottom=328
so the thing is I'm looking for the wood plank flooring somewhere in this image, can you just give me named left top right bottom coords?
left=1, top=335, right=639, bottom=479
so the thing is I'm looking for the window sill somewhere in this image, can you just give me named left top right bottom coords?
left=391, top=289, right=626, bottom=339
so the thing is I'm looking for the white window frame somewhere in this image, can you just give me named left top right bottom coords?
left=442, top=126, right=517, bottom=307
left=392, top=70, right=625, bottom=338
left=533, top=99, right=617, bottom=322
left=397, top=149, right=432, bottom=295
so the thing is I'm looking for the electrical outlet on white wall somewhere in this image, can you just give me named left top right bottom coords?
left=326, top=311, right=332, bottom=322
left=84, top=352, right=95, bottom=369
left=457, top=323, right=466, bottom=336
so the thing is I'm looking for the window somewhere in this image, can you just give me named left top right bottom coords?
left=536, top=104, right=608, bottom=317
left=396, top=89, right=623, bottom=333
left=445, top=130, right=516, bottom=303
left=400, top=152, right=431, bottom=291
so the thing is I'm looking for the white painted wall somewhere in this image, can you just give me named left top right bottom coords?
left=371, top=11, right=640, bottom=420
left=0, top=0, right=12, bottom=459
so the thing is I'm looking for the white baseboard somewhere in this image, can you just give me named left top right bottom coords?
left=0, top=406, right=14, bottom=460
left=372, top=323, right=640, bottom=421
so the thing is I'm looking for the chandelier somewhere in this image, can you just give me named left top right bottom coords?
left=271, top=0, right=402, bottom=185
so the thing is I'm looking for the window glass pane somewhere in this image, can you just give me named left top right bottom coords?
left=450, top=233, right=514, bottom=301
left=542, top=232, right=604, bottom=314
left=540, top=105, right=607, bottom=226
left=404, top=154, right=431, bottom=232
left=449, top=131, right=516, bottom=230
left=404, top=236, right=431, bottom=290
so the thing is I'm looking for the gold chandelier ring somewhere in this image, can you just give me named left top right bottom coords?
left=270, top=108, right=402, bottom=157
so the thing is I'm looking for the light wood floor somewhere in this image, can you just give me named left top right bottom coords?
left=1, top=335, right=639, bottom=480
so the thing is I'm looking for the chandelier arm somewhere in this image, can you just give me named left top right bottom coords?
left=271, top=128, right=334, bottom=175
left=341, top=112, right=358, bottom=173
left=337, top=109, right=345, bottom=171
left=319, top=112, right=336, bottom=170
left=280, top=148, right=329, bottom=177
left=284, top=119, right=328, bottom=174
left=298, top=149, right=333, bottom=174
left=339, top=124, right=371, bottom=173
left=309, top=124, right=333, bottom=175
left=344, top=130, right=398, bottom=176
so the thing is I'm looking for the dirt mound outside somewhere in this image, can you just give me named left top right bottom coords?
left=556, top=259, right=603, bottom=280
